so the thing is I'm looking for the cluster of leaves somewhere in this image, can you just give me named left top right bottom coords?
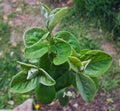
left=10, top=3, right=112, bottom=106
left=73, top=0, right=120, bottom=41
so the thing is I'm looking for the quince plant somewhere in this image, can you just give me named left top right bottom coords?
left=10, top=3, right=112, bottom=106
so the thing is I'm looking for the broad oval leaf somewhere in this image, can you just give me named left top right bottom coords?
left=55, top=31, right=80, bottom=53
left=25, top=41, right=49, bottom=60
left=55, top=71, right=75, bottom=91
left=38, top=68, right=56, bottom=86
left=24, top=28, right=46, bottom=47
left=91, top=77, right=99, bottom=91
left=53, top=38, right=72, bottom=65
left=80, top=50, right=112, bottom=77
left=40, top=3, right=51, bottom=27
left=10, top=71, right=37, bottom=93
left=38, top=53, right=51, bottom=71
left=76, top=73, right=96, bottom=102
left=48, top=7, right=67, bottom=30
left=36, top=84, right=56, bottom=104
left=49, top=62, right=70, bottom=79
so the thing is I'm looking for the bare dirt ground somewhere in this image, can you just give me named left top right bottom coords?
left=40, top=90, right=120, bottom=111
left=0, top=0, right=120, bottom=111
left=1, top=0, right=44, bottom=45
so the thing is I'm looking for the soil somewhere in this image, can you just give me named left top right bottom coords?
left=101, top=41, right=120, bottom=64
left=0, top=0, right=120, bottom=111
left=39, top=89, right=120, bottom=111
left=40, top=90, right=120, bottom=111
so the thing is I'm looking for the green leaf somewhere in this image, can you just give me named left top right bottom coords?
left=25, top=41, right=49, bottom=60
left=39, top=53, right=51, bottom=71
left=56, top=89, right=69, bottom=106
left=17, top=61, right=37, bottom=70
left=80, top=50, right=112, bottom=77
left=41, top=32, right=50, bottom=40
left=91, top=77, right=99, bottom=91
left=55, top=71, right=75, bottom=91
left=53, top=38, right=72, bottom=65
left=29, top=59, right=39, bottom=63
left=24, top=28, right=46, bottom=47
left=40, top=3, right=50, bottom=27
left=55, top=31, right=80, bottom=53
left=71, top=48, right=80, bottom=58
left=48, top=7, right=67, bottom=30
left=59, top=95, right=69, bottom=106
left=68, top=56, right=81, bottom=72
left=49, top=62, right=69, bottom=79
left=11, top=67, right=55, bottom=93
left=36, top=84, right=56, bottom=104
left=80, top=49, right=91, bottom=55
left=38, top=68, right=56, bottom=86
left=76, top=73, right=96, bottom=102
left=10, top=71, right=38, bottom=93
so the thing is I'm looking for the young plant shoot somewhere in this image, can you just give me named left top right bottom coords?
left=10, top=3, right=112, bottom=106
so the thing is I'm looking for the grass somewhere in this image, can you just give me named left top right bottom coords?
left=100, top=62, right=120, bottom=92
left=0, top=17, right=29, bottom=109
left=8, top=12, right=17, bottom=19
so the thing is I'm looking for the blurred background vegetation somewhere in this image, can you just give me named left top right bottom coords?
left=0, top=0, right=120, bottom=109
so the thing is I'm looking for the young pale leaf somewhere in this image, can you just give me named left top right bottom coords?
left=25, top=42, right=49, bottom=60
left=24, top=28, right=46, bottom=47
left=40, top=3, right=50, bottom=27
left=11, top=71, right=38, bottom=93
left=76, top=73, right=96, bottom=102
left=68, top=56, right=82, bottom=72
left=27, top=68, right=39, bottom=80
left=38, top=68, right=56, bottom=86
left=55, top=71, right=75, bottom=91
left=48, top=7, right=67, bottom=30
left=80, top=59, right=91, bottom=71
left=53, top=39, right=72, bottom=65
left=36, top=84, right=56, bottom=104
left=55, top=31, right=80, bottom=53
left=80, top=50, right=112, bottom=77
